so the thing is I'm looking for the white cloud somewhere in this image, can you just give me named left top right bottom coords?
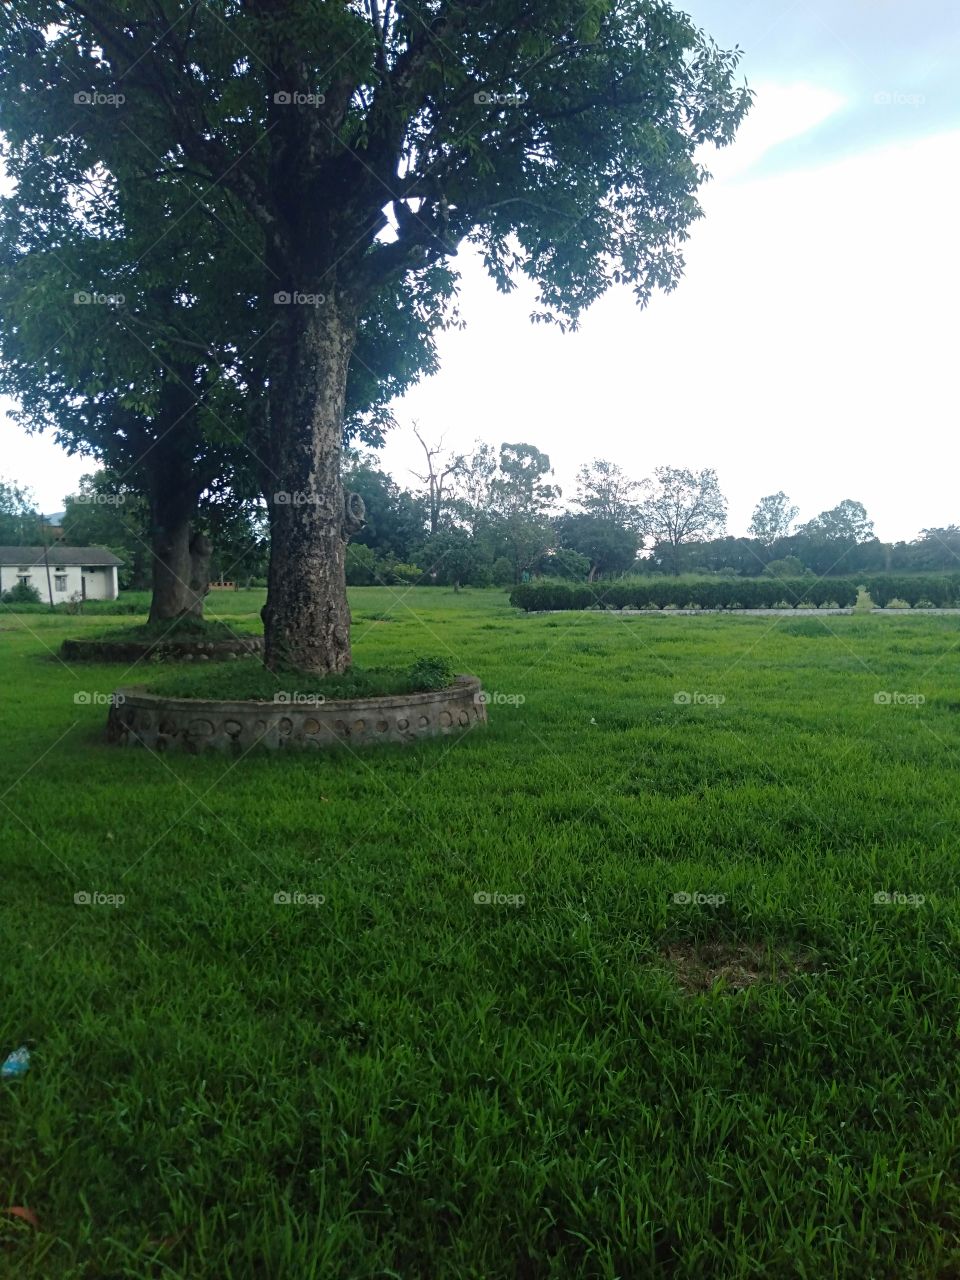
left=705, top=81, right=848, bottom=181
left=378, top=106, right=960, bottom=543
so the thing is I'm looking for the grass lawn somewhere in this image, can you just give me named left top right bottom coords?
left=2, top=586, right=960, bottom=1278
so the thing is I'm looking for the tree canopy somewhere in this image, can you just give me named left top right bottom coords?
left=0, top=0, right=750, bottom=670
left=639, top=465, right=727, bottom=575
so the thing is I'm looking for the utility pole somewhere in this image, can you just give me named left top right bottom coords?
left=38, top=513, right=55, bottom=609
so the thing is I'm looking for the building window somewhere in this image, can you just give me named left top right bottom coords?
left=82, top=567, right=98, bottom=575
left=55, top=575, right=68, bottom=591
left=17, top=574, right=31, bottom=586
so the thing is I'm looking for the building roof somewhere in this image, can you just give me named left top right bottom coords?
left=0, top=546, right=123, bottom=567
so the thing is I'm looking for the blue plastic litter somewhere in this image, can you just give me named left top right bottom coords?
left=1, top=1046, right=30, bottom=1078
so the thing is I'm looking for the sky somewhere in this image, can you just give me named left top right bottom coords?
left=2, top=0, right=958, bottom=541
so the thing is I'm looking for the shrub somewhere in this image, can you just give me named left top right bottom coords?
left=540, top=549, right=591, bottom=580
left=763, top=556, right=810, bottom=578
left=510, top=575, right=863, bottom=613
left=862, top=575, right=959, bottom=609
left=407, top=656, right=455, bottom=689
left=600, top=581, right=634, bottom=609
left=388, top=562, right=424, bottom=585
left=684, top=580, right=724, bottom=609
left=1, top=579, right=42, bottom=603
left=491, top=557, right=515, bottom=587
left=345, top=543, right=379, bottom=586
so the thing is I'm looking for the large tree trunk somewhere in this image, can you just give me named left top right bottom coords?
left=186, top=533, right=213, bottom=617
left=149, top=511, right=193, bottom=623
left=262, top=302, right=357, bottom=674
left=148, top=507, right=212, bottom=624
left=148, top=519, right=212, bottom=624
left=145, top=394, right=208, bottom=625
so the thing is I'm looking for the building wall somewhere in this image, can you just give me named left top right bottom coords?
left=0, top=563, right=118, bottom=601
left=81, top=565, right=118, bottom=600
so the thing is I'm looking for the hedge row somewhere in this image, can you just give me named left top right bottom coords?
left=859, top=574, right=960, bottom=608
left=510, top=574, right=960, bottom=612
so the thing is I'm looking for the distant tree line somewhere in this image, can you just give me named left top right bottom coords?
left=3, top=443, right=958, bottom=592
left=337, top=445, right=960, bottom=585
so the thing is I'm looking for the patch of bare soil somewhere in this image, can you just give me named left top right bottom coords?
left=661, top=941, right=819, bottom=995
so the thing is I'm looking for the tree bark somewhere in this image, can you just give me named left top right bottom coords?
left=186, top=532, right=213, bottom=617
left=149, top=513, right=193, bottom=624
left=148, top=517, right=213, bottom=622
left=145, top=400, right=207, bottom=624
left=262, top=301, right=358, bottom=674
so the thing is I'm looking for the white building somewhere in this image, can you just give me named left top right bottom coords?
left=0, top=547, right=122, bottom=602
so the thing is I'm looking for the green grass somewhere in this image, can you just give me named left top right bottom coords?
left=3, top=587, right=960, bottom=1277
left=145, top=655, right=455, bottom=701
left=86, top=615, right=261, bottom=644
left=9, top=590, right=154, bottom=615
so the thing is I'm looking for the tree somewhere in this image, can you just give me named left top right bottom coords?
left=445, top=442, right=499, bottom=534
left=556, top=513, right=639, bottom=580
left=482, top=444, right=561, bottom=583
left=2, top=3, right=749, bottom=672
left=749, top=492, right=799, bottom=545
left=762, top=556, right=810, bottom=580
left=0, top=2, right=752, bottom=670
left=417, top=530, right=484, bottom=591
left=677, top=534, right=760, bottom=576
left=897, top=527, right=960, bottom=571
left=489, top=445, right=560, bottom=518
left=780, top=502, right=879, bottom=576
left=0, top=17, right=458, bottom=638
left=0, top=102, right=264, bottom=621
left=409, top=427, right=465, bottom=537
left=799, top=500, right=875, bottom=544
left=574, top=459, right=645, bottom=531
left=492, top=514, right=554, bottom=585
left=343, top=452, right=426, bottom=561
left=537, top=548, right=591, bottom=580
left=639, top=467, right=728, bottom=575
left=0, top=479, right=38, bottom=546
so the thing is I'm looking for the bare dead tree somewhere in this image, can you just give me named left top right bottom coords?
left=409, top=423, right=465, bottom=537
